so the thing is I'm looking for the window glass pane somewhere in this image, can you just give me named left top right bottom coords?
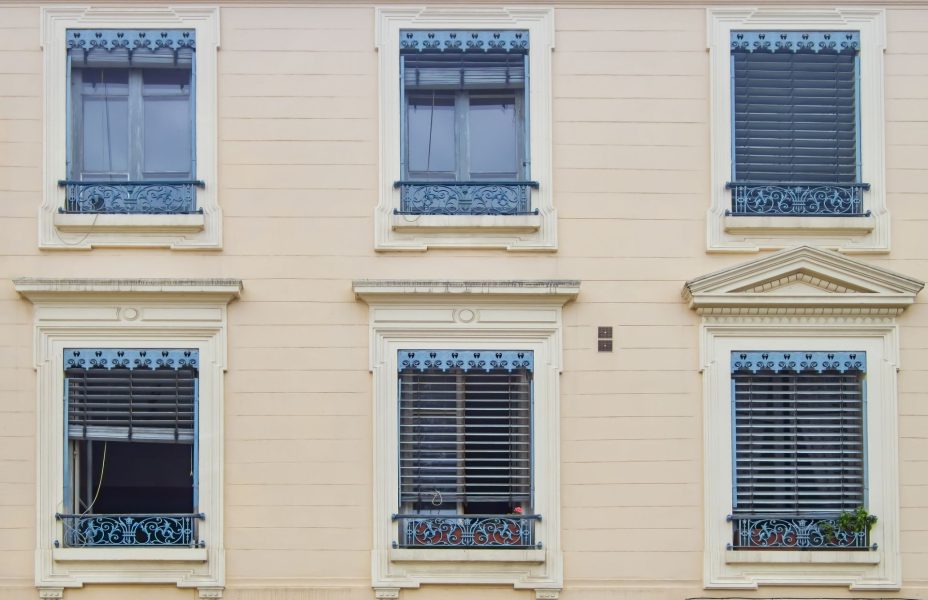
left=469, top=96, right=518, bottom=178
left=76, top=69, right=130, bottom=179
left=81, top=98, right=130, bottom=177
left=406, top=93, right=455, bottom=177
left=142, top=69, right=192, bottom=95
left=143, top=97, right=192, bottom=176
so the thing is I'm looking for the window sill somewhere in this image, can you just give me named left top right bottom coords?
left=54, top=213, right=206, bottom=234
left=726, top=550, right=880, bottom=565
left=53, top=547, right=208, bottom=562
left=391, top=213, right=541, bottom=234
left=390, top=548, right=545, bottom=563
left=723, top=215, right=875, bottom=236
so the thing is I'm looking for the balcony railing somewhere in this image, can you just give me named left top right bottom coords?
left=395, top=181, right=538, bottom=215
left=59, top=180, right=204, bottom=214
left=728, top=514, right=874, bottom=550
left=393, top=513, right=540, bottom=548
left=726, top=182, right=869, bottom=216
left=56, top=513, right=205, bottom=547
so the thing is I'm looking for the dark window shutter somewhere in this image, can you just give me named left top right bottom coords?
left=398, top=351, right=532, bottom=506
left=732, top=352, right=865, bottom=515
left=732, top=38, right=858, bottom=184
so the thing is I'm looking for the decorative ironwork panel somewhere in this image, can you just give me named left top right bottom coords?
left=396, top=182, right=535, bottom=215
left=727, top=182, right=868, bottom=216
left=394, top=514, right=539, bottom=548
left=729, top=515, right=871, bottom=550
left=67, top=29, right=195, bottom=58
left=57, top=513, right=204, bottom=547
left=731, top=351, right=865, bottom=374
left=400, top=30, right=528, bottom=53
left=399, top=350, right=533, bottom=373
left=731, top=31, right=859, bottom=54
left=65, top=348, right=198, bottom=371
left=60, top=181, right=202, bottom=214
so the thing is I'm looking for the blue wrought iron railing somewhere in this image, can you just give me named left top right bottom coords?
left=58, top=180, right=204, bottom=214
left=395, top=181, right=539, bottom=215
left=728, top=514, right=874, bottom=550
left=726, top=182, right=870, bottom=216
left=393, top=513, right=541, bottom=548
left=56, top=513, right=205, bottom=547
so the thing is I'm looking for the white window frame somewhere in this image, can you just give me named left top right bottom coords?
left=707, top=8, right=888, bottom=253
left=375, top=7, right=557, bottom=251
left=354, top=280, right=578, bottom=600
left=684, top=246, right=925, bottom=589
left=40, top=6, right=221, bottom=249
left=703, top=330, right=897, bottom=589
left=14, top=278, right=241, bottom=600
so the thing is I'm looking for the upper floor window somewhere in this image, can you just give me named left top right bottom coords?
left=60, top=348, right=202, bottom=548
left=727, top=31, right=868, bottom=217
left=397, top=30, right=536, bottom=216
left=729, top=351, right=870, bottom=551
left=63, top=29, right=200, bottom=214
left=395, top=350, right=536, bottom=548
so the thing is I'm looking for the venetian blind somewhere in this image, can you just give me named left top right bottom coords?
left=732, top=31, right=858, bottom=183
left=398, top=350, right=532, bottom=505
left=65, top=349, right=198, bottom=444
left=732, top=351, right=865, bottom=515
left=402, top=53, right=526, bottom=90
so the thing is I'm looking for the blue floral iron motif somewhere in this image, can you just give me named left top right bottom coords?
left=400, top=30, right=529, bottom=53
left=57, top=513, right=204, bottom=547
left=728, top=515, right=871, bottom=550
left=396, top=183, right=535, bottom=215
left=727, top=183, right=868, bottom=216
left=399, top=350, right=533, bottom=373
left=393, top=514, right=540, bottom=548
left=730, top=31, right=859, bottom=54
left=60, top=181, right=202, bottom=214
left=65, top=348, right=198, bottom=371
left=731, top=351, right=865, bottom=374
left=67, top=29, right=195, bottom=59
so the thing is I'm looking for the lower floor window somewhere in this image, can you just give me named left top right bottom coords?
left=395, top=350, right=537, bottom=548
left=59, top=348, right=203, bottom=547
left=730, top=351, right=870, bottom=550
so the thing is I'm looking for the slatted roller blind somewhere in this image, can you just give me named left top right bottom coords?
left=732, top=351, right=865, bottom=515
left=403, top=53, right=526, bottom=90
left=398, top=350, right=532, bottom=505
left=732, top=31, right=859, bottom=183
left=65, top=349, right=198, bottom=444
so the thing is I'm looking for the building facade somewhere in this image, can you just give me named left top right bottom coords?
left=1, top=2, right=928, bottom=600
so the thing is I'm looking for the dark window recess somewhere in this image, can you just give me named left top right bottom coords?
left=66, top=364, right=196, bottom=515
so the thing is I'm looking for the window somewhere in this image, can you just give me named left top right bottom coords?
left=15, top=276, right=240, bottom=596
left=706, top=9, right=887, bottom=253
left=40, top=7, right=221, bottom=249
left=728, top=31, right=866, bottom=217
left=684, top=245, right=923, bottom=588
left=375, top=8, right=556, bottom=251
left=60, top=349, right=202, bottom=548
left=398, top=31, right=534, bottom=216
left=354, top=278, right=577, bottom=596
left=64, top=29, right=199, bottom=214
left=729, top=351, right=869, bottom=550
left=396, top=350, right=535, bottom=548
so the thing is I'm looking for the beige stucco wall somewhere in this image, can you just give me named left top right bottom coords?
left=0, top=2, right=927, bottom=599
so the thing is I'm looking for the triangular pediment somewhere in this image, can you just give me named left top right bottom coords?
left=683, top=246, right=923, bottom=314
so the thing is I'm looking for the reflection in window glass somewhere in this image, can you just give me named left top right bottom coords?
left=469, top=97, right=517, bottom=178
left=407, top=93, right=456, bottom=177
